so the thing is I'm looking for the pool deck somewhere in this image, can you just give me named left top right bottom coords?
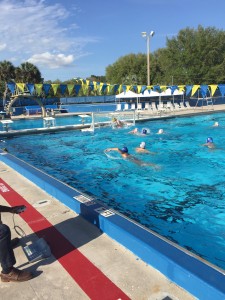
left=8, top=102, right=225, bottom=121
left=1, top=104, right=225, bottom=299
left=0, top=162, right=195, bottom=300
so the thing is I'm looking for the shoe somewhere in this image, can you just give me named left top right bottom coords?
left=1, top=267, right=32, bottom=282
left=11, top=238, right=20, bottom=249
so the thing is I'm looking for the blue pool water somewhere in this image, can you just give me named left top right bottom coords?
left=2, top=112, right=225, bottom=270
left=60, top=102, right=118, bottom=113
left=0, top=115, right=92, bottom=131
left=0, top=103, right=120, bottom=131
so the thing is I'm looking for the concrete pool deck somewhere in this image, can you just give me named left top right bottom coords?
left=0, top=162, right=195, bottom=300
left=6, top=102, right=225, bottom=122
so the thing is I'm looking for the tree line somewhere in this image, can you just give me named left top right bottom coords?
left=1, top=25, right=225, bottom=101
left=106, top=25, right=225, bottom=86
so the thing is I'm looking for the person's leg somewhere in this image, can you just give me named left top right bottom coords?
left=0, top=224, right=32, bottom=282
left=0, top=224, right=16, bottom=274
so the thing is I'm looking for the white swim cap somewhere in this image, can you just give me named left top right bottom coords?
left=158, top=129, right=164, bottom=134
left=140, top=142, right=146, bottom=149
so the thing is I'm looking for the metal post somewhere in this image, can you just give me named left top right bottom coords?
left=147, top=35, right=150, bottom=86
left=142, top=31, right=155, bottom=86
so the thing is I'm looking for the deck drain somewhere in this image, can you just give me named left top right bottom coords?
left=33, top=199, right=51, bottom=207
left=73, top=194, right=96, bottom=206
left=0, top=169, right=8, bottom=173
left=95, top=207, right=115, bottom=217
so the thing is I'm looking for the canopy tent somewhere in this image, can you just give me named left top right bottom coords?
left=115, top=88, right=184, bottom=109
left=115, top=90, right=139, bottom=99
left=115, top=90, right=139, bottom=108
left=116, top=88, right=184, bottom=100
left=138, top=88, right=184, bottom=98
left=160, top=88, right=184, bottom=97
left=137, top=88, right=184, bottom=105
left=137, top=90, right=160, bottom=98
left=159, top=88, right=184, bottom=104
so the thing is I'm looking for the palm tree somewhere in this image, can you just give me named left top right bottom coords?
left=0, top=60, right=15, bottom=107
left=15, top=62, right=42, bottom=83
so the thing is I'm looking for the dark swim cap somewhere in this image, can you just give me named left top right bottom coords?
left=206, top=137, right=213, bottom=143
left=142, top=129, right=147, bottom=134
left=120, top=146, right=128, bottom=153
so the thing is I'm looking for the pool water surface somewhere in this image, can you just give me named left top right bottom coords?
left=2, top=112, right=225, bottom=270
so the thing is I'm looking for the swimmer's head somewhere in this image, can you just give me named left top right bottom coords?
left=206, top=137, right=213, bottom=143
left=140, top=142, right=146, bottom=149
left=214, top=122, right=219, bottom=126
left=142, top=129, right=147, bottom=135
left=157, top=129, right=164, bottom=134
left=120, top=146, right=128, bottom=153
left=112, top=117, right=117, bottom=122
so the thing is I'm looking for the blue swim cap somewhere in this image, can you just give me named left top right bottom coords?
left=206, top=137, right=213, bottom=143
left=120, top=146, right=128, bottom=153
left=142, top=129, right=147, bottom=134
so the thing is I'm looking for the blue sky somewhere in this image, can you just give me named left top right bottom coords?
left=1, top=0, right=225, bottom=82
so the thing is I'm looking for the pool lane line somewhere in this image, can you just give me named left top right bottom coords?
left=0, top=179, right=130, bottom=300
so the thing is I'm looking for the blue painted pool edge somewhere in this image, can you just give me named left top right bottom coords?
left=1, top=151, right=224, bottom=300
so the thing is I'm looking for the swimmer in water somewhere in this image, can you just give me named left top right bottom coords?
left=105, top=146, right=160, bottom=169
left=212, top=122, right=219, bottom=127
left=128, top=128, right=149, bottom=136
left=112, top=117, right=124, bottom=128
left=202, top=137, right=215, bottom=149
left=128, top=127, right=139, bottom=134
left=157, top=129, right=164, bottom=134
left=142, top=128, right=148, bottom=135
left=135, top=142, right=156, bottom=155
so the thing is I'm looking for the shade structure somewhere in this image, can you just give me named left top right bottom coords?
left=115, top=90, right=139, bottom=99
left=137, top=90, right=160, bottom=98
left=138, top=88, right=184, bottom=98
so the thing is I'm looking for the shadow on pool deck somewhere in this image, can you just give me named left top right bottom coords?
left=0, top=162, right=195, bottom=300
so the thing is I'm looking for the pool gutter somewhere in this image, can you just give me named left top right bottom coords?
left=0, top=150, right=224, bottom=299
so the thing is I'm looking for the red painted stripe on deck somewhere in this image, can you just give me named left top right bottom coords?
left=0, top=179, right=130, bottom=300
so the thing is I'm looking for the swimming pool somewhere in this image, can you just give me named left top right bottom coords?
left=0, top=103, right=121, bottom=131
left=0, top=115, right=92, bottom=131
left=2, top=112, right=225, bottom=270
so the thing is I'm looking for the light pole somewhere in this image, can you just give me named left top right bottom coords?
left=141, top=31, right=155, bottom=86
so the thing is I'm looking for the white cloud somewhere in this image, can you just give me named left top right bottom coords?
left=0, top=0, right=98, bottom=77
left=0, top=43, right=6, bottom=51
left=27, top=52, right=74, bottom=69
